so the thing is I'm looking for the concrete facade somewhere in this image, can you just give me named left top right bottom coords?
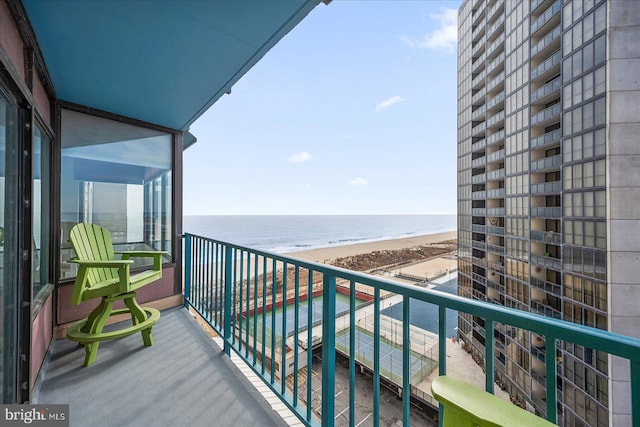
left=606, top=1, right=640, bottom=425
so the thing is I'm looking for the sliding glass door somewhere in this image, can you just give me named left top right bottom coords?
left=0, top=86, right=19, bottom=402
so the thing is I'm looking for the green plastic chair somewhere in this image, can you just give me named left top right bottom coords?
left=66, top=223, right=165, bottom=366
left=431, top=375, right=556, bottom=427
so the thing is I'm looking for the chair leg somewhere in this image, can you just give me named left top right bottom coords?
left=124, top=295, right=154, bottom=347
left=82, top=298, right=114, bottom=366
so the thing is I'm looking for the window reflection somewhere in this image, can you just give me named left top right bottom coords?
left=60, top=110, right=172, bottom=279
left=33, top=124, right=51, bottom=300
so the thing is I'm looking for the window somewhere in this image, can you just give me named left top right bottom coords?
left=33, top=124, right=52, bottom=302
left=60, top=110, right=173, bottom=279
left=0, top=86, right=20, bottom=402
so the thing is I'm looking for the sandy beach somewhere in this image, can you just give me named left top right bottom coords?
left=287, top=230, right=457, bottom=263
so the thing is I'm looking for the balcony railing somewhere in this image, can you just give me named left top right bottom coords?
left=530, top=25, right=561, bottom=58
left=530, top=253, right=562, bottom=270
left=530, top=128, right=561, bottom=149
left=183, top=233, right=640, bottom=427
left=530, top=50, right=562, bottom=81
left=530, top=0, right=561, bottom=35
left=530, top=206, right=562, bottom=218
left=530, top=76, right=561, bottom=103
left=530, top=103, right=561, bottom=126
left=530, top=230, right=562, bottom=244
left=530, top=154, right=562, bottom=172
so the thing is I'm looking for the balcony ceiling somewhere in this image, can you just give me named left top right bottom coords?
left=22, top=0, right=322, bottom=131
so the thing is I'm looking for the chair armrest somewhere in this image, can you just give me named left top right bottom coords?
left=115, top=251, right=167, bottom=270
left=69, top=259, right=134, bottom=267
left=114, top=250, right=168, bottom=257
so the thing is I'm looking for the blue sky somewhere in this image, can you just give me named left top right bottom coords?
left=185, top=0, right=461, bottom=215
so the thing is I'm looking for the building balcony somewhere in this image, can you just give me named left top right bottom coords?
left=33, top=233, right=640, bottom=426
left=472, top=137, right=487, bottom=152
left=530, top=50, right=561, bottom=81
left=472, top=224, right=487, bottom=233
left=487, top=129, right=505, bottom=146
left=530, top=25, right=561, bottom=60
left=472, top=189, right=487, bottom=199
left=530, top=230, right=562, bottom=245
left=472, top=121, right=487, bottom=137
left=486, top=169, right=505, bottom=181
left=530, top=103, right=561, bottom=127
left=472, top=87, right=487, bottom=104
left=530, top=0, right=561, bottom=36
left=530, top=128, right=561, bottom=150
left=486, top=33, right=505, bottom=60
left=472, top=173, right=487, bottom=184
left=486, top=188, right=505, bottom=199
left=530, top=206, right=562, bottom=218
left=530, top=154, right=562, bottom=172
left=530, top=180, right=561, bottom=195
left=487, top=225, right=505, bottom=236
left=530, top=76, right=561, bottom=104
left=531, top=252, right=562, bottom=270
left=486, top=91, right=505, bottom=111
left=472, top=104, right=487, bottom=121
left=472, top=156, right=486, bottom=168
left=530, top=277, right=562, bottom=297
left=486, top=14, right=505, bottom=41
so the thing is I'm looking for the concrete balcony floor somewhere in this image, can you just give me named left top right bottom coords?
left=34, top=307, right=293, bottom=427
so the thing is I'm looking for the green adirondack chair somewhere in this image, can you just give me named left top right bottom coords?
left=66, top=223, right=165, bottom=366
left=431, top=376, right=556, bottom=427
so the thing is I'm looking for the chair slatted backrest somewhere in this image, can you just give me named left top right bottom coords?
left=68, top=223, right=118, bottom=286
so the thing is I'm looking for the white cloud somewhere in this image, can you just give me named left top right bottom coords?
left=349, top=177, right=368, bottom=187
left=375, top=96, right=407, bottom=112
left=287, top=151, right=312, bottom=163
left=401, top=8, right=458, bottom=53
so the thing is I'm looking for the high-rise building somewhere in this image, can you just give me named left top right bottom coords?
left=456, top=0, right=640, bottom=425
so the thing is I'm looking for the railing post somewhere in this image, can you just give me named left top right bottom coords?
left=438, top=305, right=447, bottom=427
left=224, top=245, right=232, bottom=356
left=402, top=296, right=410, bottom=427
left=321, top=274, right=336, bottom=427
left=632, top=361, right=640, bottom=427
left=485, top=319, right=494, bottom=394
left=183, top=234, right=191, bottom=309
left=545, top=337, right=557, bottom=424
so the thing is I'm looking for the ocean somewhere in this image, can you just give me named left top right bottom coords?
left=183, top=214, right=456, bottom=254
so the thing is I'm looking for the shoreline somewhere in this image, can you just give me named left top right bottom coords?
left=286, top=230, right=457, bottom=263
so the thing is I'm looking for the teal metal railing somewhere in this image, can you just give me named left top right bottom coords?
left=183, top=233, right=640, bottom=426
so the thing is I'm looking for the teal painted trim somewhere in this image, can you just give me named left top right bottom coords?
left=349, top=280, right=356, bottom=426
left=261, top=256, right=267, bottom=376
left=207, top=241, right=213, bottom=324
left=545, top=338, right=557, bottom=423
left=402, top=296, right=410, bottom=427
left=633, top=361, right=640, bottom=427
left=238, top=250, right=244, bottom=353
left=373, top=288, right=381, bottom=427
left=183, top=234, right=640, bottom=427
left=293, top=266, right=300, bottom=408
left=183, top=234, right=191, bottom=309
left=232, top=248, right=237, bottom=347
left=438, top=305, right=446, bottom=427
left=253, top=257, right=259, bottom=365
left=281, top=262, right=288, bottom=396
left=485, top=319, right=494, bottom=394
left=321, top=274, right=336, bottom=427
left=245, top=252, right=251, bottom=359
left=306, top=273, right=314, bottom=423
left=223, top=246, right=232, bottom=357
left=270, top=258, right=277, bottom=385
